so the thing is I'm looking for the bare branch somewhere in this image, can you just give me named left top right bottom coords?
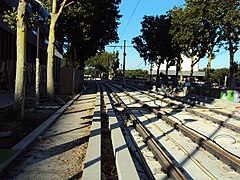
left=52, top=0, right=57, bottom=13
left=34, top=0, right=44, bottom=7
left=57, top=0, right=74, bottom=17
left=57, top=0, right=68, bottom=17
left=65, top=1, right=74, bottom=8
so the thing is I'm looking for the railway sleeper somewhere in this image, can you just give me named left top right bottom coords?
left=116, top=84, right=240, bottom=173
left=102, top=86, right=141, bottom=180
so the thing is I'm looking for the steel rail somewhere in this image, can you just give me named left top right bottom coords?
left=105, top=84, right=186, bottom=180
left=109, top=83, right=240, bottom=173
left=104, top=84, right=154, bottom=180
left=138, top=111, right=217, bottom=179
left=123, top=84, right=240, bottom=133
left=185, top=95, right=240, bottom=120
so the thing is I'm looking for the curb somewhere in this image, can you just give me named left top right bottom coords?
left=0, top=88, right=87, bottom=173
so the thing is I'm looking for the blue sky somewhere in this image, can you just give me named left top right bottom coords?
left=105, top=0, right=240, bottom=71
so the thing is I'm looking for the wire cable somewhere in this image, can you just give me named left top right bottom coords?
left=119, top=0, right=141, bottom=40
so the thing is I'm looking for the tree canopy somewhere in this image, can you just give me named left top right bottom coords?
left=85, top=51, right=120, bottom=78
left=132, top=0, right=240, bottom=86
left=125, top=69, right=149, bottom=79
left=57, top=0, right=122, bottom=68
left=132, top=15, right=180, bottom=84
left=169, top=0, right=240, bottom=83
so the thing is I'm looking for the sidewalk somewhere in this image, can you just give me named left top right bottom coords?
left=0, top=90, right=14, bottom=108
left=0, top=85, right=45, bottom=108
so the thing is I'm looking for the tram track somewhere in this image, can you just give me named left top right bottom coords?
left=131, top=84, right=240, bottom=133
left=1, top=81, right=239, bottom=179
left=106, top=82, right=240, bottom=179
left=104, top=83, right=185, bottom=179
left=114, top=83, right=240, bottom=158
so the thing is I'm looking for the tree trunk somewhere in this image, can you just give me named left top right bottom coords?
left=166, top=61, right=169, bottom=76
left=46, top=14, right=57, bottom=98
left=179, top=57, right=183, bottom=83
left=14, top=0, right=27, bottom=120
left=176, top=58, right=179, bottom=80
left=79, top=58, right=85, bottom=90
left=229, top=40, right=235, bottom=89
left=166, top=61, right=169, bottom=84
left=149, top=62, right=153, bottom=82
left=229, top=41, right=234, bottom=78
left=190, top=56, right=194, bottom=82
left=206, top=53, right=212, bottom=79
left=156, top=63, right=161, bottom=87
left=73, top=45, right=77, bottom=67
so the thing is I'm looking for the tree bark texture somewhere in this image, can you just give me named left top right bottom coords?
left=46, top=0, right=68, bottom=98
left=207, top=54, right=212, bottom=79
left=229, top=40, right=234, bottom=78
left=156, top=64, right=161, bottom=87
left=190, top=56, right=194, bottom=82
left=46, top=14, right=57, bottom=98
left=14, top=0, right=27, bottom=120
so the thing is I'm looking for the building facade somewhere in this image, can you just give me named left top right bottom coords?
left=152, top=54, right=205, bottom=82
left=0, top=0, right=62, bottom=90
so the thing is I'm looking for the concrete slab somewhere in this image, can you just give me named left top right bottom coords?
left=104, top=91, right=140, bottom=180
left=82, top=92, right=101, bottom=180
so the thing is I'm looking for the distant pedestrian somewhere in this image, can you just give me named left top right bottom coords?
left=183, top=79, right=191, bottom=96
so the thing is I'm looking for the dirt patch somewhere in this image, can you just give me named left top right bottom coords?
left=0, top=96, right=72, bottom=149
left=0, top=85, right=96, bottom=179
left=0, top=109, right=55, bottom=149
left=101, top=110, right=118, bottom=180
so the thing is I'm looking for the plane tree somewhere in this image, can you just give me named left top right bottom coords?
left=170, top=0, right=240, bottom=86
left=33, top=0, right=74, bottom=98
left=183, top=0, right=221, bottom=79
left=217, top=0, right=240, bottom=85
left=132, top=15, right=179, bottom=85
left=56, top=0, right=121, bottom=86
left=169, top=6, right=207, bottom=82
left=5, top=0, right=74, bottom=107
left=14, top=0, right=28, bottom=119
left=85, top=51, right=120, bottom=78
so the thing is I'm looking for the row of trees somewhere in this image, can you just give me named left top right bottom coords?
left=84, top=51, right=120, bottom=78
left=84, top=52, right=149, bottom=79
left=132, top=0, right=240, bottom=86
left=4, top=0, right=121, bottom=119
left=125, top=69, right=149, bottom=79
left=202, top=63, right=240, bottom=86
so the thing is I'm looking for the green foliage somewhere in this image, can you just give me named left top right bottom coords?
left=41, top=0, right=52, bottom=12
left=61, top=56, right=73, bottom=68
left=3, top=2, right=49, bottom=30
left=84, top=67, right=95, bottom=75
left=169, top=5, right=206, bottom=64
left=85, top=51, right=119, bottom=75
left=57, top=0, right=122, bottom=66
left=132, top=15, right=178, bottom=68
left=125, top=69, right=149, bottom=79
left=169, top=0, right=240, bottom=80
left=3, top=8, right=17, bottom=30
left=203, top=63, right=240, bottom=86
left=210, top=68, right=229, bottom=85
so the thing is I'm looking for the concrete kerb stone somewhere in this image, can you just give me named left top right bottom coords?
left=0, top=88, right=87, bottom=173
left=82, top=91, right=101, bottom=180
left=103, top=90, right=140, bottom=180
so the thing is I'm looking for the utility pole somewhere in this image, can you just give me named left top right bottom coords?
left=123, top=40, right=126, bottom=87
left=106, top=41, right=133, bottom=86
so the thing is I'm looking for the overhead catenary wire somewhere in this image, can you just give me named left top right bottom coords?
left=119, top=0, right=141, bottom=41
